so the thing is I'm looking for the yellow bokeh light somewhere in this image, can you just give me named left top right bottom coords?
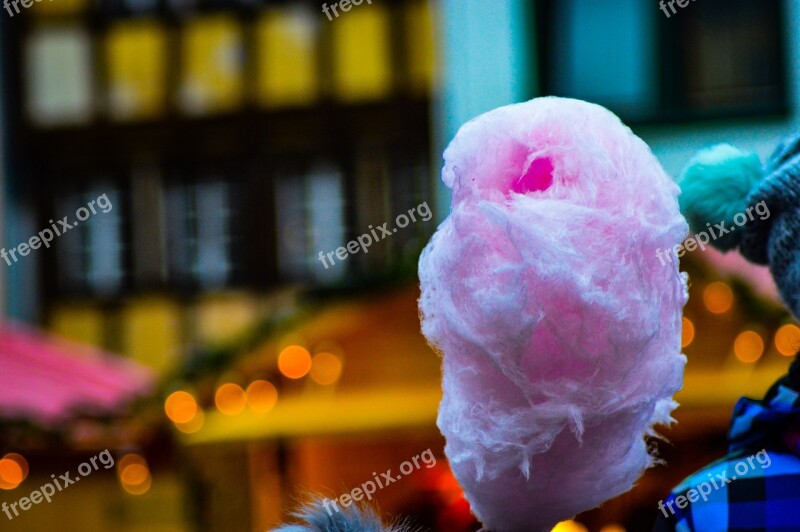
left=734, top=330, right=764, bottom=363
left=599, top=525, right=626, bottom=532
left=551, top=521, right=588, bottom=532
left=703, top=282, right=734, bottom=314
left=278, top=345, right=312, bottom=379
left=0, top=454, right=27, bottom=490
left=775, top=324, right=800, bottom=356
left=682, top=317, right=695, bottom=348
left=310, top=352, right=343, bottom=385
left=164, top=391, right=198, bottom=424
left=247, top=380, right=278, bottom=413
left=215, top=383, right=247, bottom=416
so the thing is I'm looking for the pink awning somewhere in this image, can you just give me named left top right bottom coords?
left=0, top=322, right=154, bottom=426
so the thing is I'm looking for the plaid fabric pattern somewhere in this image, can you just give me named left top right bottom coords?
left=654, top=384, right=800, bottom=531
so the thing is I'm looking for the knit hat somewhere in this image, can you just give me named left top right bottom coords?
left=679, top=133, right=800, bottom=317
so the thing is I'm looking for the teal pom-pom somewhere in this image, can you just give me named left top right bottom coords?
left=678, top=144, right=763, bottom=251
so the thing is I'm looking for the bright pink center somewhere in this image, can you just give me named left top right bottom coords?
left=512, top=158, right=554, bottom=194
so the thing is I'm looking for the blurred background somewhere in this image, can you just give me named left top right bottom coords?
left=0, top=0, right=797, bottom=530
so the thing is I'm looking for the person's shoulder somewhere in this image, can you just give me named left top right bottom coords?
left=656, top=448, right=800, bottom=531
left=674, top=448, right=800, bottom=489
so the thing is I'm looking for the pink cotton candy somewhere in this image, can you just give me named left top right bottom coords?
left=418, top=97, right=688, bottom=532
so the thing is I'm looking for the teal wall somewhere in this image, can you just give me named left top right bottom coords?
left=434, top=0, right=535, bottom=218
left=436, top=0, right=800, bottom=188
left=1, top=22, right=41, bottom=321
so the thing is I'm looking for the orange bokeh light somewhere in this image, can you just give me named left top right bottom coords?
left=278, top=345, right=312, bottom=379
left=122, top=476, right=153, bottom=495
left=215, top=383, right=247, bottom=416
left=310, top=352, right=343, bottom=385
left=118, top=454, right=151, bottom=496
left=121, top=473, right=152, bottom=495
left=247, top=380, right=278, bottom=413
left=120, top=464, right=149, bottom=486
left=164, top=391, right=198, bottom=424
left=734, top=331, right=764, bottom=363
left=3, top=453, right=28, bottom=478
left=117, top=453, right=146, bottom=472
left=703, top=282, right=734, bottom=314
left=0, top=454, right=27, bottom=490
left=775, top=324, right=800, bottom=356
left=681, top=317, right=695, bottom=348
left=174, top=408, right=205, bottom=434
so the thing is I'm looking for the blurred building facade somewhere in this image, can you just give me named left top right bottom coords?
left=0, top=1, right=446, bottom=530
left=2, top=0, right=800, bottom=530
